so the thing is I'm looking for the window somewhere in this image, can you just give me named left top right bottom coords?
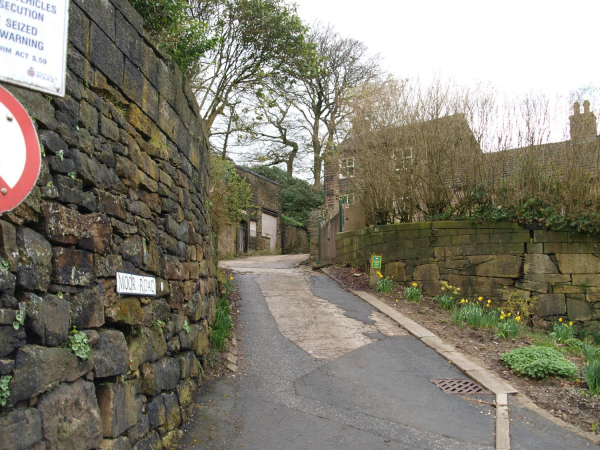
left=393, top=148, right=413, bottom=171
left=339, top=193, right=355, bottom=207
left=249, top=220, right=257, bottom=237
left=339, top=157, right=355, bottom=179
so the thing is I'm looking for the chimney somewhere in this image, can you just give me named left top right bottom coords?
left=570, top=100, right=597, bottom=142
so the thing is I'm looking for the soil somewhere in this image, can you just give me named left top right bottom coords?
left=326, top=264, right=600, bottom=437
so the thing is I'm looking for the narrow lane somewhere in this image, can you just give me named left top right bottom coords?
left=181, top=255, right=499, bottom=449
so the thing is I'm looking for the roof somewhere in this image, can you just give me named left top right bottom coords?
left=235, top=166, right=282, bottom=187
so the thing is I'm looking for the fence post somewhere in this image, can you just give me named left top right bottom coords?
left=318, top=216, right=322, bottom=265
left=339, top=198, right=343, bottom=232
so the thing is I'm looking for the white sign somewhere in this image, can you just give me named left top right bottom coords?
left=0, top=85, right=41, bottom=214
left=0, top=0, right=69, bottom=96
left=116, top=272, right=157, bottom=297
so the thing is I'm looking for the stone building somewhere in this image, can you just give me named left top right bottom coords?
left=218, top=167, right=282, bottom=257
left=324, top=104, right=600, bottom=215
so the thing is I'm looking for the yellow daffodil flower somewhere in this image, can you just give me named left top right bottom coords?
left=478, top=296, right=483, bottom=301
left=516, top=316, right=521, bottom=322
left=487, top=299, right=491, bottom=304
left=412, top=282, right=418, bottom=287
left=460, top=299, right=465, bottom=303
left=559, top=318, right=563, bottom=322
left=569, top=321, right=573, bottom=326
left=230, top=276, right=234, bottom=280
left=395, top=299, right=399, bottom=303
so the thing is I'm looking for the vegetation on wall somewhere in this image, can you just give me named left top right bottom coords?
left=208, top=155, right=254, bottom=232
left=241, top=165, right=323, bottom=226
left=130, top=0, right=217, bottom=77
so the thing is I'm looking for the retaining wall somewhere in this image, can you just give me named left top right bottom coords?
left=337, top=221, right=600, bottom=326
left=0, top=1, right=218, bottom=449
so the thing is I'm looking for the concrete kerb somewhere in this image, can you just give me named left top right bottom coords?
left=320, top=267, right=600, bottom=448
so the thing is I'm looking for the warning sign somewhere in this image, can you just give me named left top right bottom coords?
left=0, top=0, right=70, bottom=96
left=0, top=85, right=41, bottom=214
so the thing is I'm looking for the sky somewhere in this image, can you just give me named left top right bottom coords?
left=293, top=0, right=600, bottom=100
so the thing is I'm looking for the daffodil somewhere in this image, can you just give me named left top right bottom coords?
left=507, top=313, right=511, bottom=317
left=441, top=287, right=446, bottom=291
left=516, top=316, right=521, bottom=322
left=559, top=318, right=563, bottom=323
left=487, top=299, right=491, bottom=304
left=230, top=276, right=234, bottom=281
left=486, top=304, right=490, bottom=308
left=569, top=321, right=573, bottom=326
left=500, top=315, right=505, bottom=320
left=478, top=296, right=483, bottom=301
left=395, top=299, right=399, bottom=303
left=460, top=299, right=465, bottom=303
left=412, top=282, right=418, bottom=287
left=456, top=287, right=461, bottom=291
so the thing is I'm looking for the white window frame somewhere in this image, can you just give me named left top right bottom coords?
left=393, top=148, right=413, bottom=172
left=339, top=157, right=355, bottom=179
left=339, top=193, right=355, bottom=207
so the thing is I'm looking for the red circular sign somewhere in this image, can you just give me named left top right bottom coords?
left=0, top=85, right=41, bottom=214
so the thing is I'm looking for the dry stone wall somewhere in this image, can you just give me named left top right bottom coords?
left=337, top=221, right=600, bottom=327
left=0, top=1, right=218, bottom=449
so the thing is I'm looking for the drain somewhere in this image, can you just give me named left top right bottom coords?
left=430, top=379, right=492, bottom=395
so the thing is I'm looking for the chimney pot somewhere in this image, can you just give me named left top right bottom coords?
left=584, top=100, right=590, bottom=114
left=574, top=102, right=581, bottom=115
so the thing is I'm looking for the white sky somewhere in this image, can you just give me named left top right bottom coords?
left=293, top=0, right=600, bottom=98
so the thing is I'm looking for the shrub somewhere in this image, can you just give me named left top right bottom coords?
left=66, top=328, right=91, bottom=360
left=0, top=375, right=10, bottom=406
left=500, top=346, right=579, bottom=379
left=550, top=320, right=575, bottom=343
left=375, top=272, right=394, bottom=293
left=564, top=338, right=584, bottom=349
left=210, top=298, right=232, bottom=352
left=583, top=360, right=600, bottom=395
left=404, top=283, right=422, bottom=302
left=496, top=317, right=521, bottom=339
left=500, top=288, right=537, bottom=321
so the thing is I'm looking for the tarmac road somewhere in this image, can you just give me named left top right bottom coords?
left=180, top=255, right=594, bottom=450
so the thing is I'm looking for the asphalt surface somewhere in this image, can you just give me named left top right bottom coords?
left=180, top=255, right=594, bottom=449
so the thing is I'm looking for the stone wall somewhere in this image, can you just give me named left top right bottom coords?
left=0, top=1, right=218, bottom=449
left=281, top=223, right=309, bottom=254
left=337, top=221, right=600, bottom=326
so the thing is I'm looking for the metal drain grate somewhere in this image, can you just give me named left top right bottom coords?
left=430, top=379, right=491, bottom=395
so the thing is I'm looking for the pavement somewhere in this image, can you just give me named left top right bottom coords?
left=180, top=255, right=597, bottom=449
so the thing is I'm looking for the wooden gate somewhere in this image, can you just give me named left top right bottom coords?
left=319, top=212, right=339, bottom=264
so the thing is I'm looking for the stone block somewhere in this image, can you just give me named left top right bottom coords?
left=99, top=437, right=132, bottom=450
left=16, top=228, right=52, bottom=292
left=567, top=298, right=592, bottom=321
left=556, top=254, right=600, bottom=274
left=0, top=220, right=19, bottom=271
left=161, top=430, right=183, bottom=449
left=412, top=263, right=439, bottom=281
left=0, top=325, right=26, bottom=357
left=534, top=294, right=566, bottom=317
left=132, top=431, right=160, bottom=450
left=0, top=357, right=15, bottom=375
left=140, top=357, right=180, bottom=396
left=146, top=395, right=166, bottom=429
left=384, top=261, right=406, bottom=281
left=90, top=24, right=123, bottom=85
left=71, top=284, right=105, bottom=329
left=526, top=274, right=572, bottom=284
left=43, top=202, right=111, bottom=253
left=22, top=292, right=70, bottom=346
left=162, top=392, right=181, bottom=431
left=176, top=378, right=197, bottom=408
left=9, top=345, right=91, bottom=404
left=37, top=379, right=103, bottom=450
left=0, top=408, right=43, bottom=450
left=127, top=327, right=167, bottom=371
left=91, top=329, right=129, bottom=378
left=523, top=254, right=558, bottom=275
left=105, top=298, right=144, bottom=326
left=6, top=86, right=57, bottom=130
left=126, top=416, right=150, bottom=445
left=514, top=280, right=548, bottom=293
left=52, top=247, right=95, bottom=286
left=0, top=268, right=16, bottom=296
left=177, top=352, right=200, bottom=379
left=526, top=242, right=543, bottom=254
left=473, top=255, right=522, bottom=278
left=96, top=381, right=143, bottom=438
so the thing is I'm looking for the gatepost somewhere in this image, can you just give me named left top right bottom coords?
left=369, top=254, right=382, bottom=288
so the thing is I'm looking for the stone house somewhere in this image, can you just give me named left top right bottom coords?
left=217, top=167, right=282, bottom=257
left=324, top=103, right=600, bottom=215
left=323, top=113, right=482, bottom=213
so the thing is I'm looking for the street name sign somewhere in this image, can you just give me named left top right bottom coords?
left=0, top=85, right=40, bottom=214
left=116, top=272, right=157, bottom=297
left=0, top=0, right=70, bottom=96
